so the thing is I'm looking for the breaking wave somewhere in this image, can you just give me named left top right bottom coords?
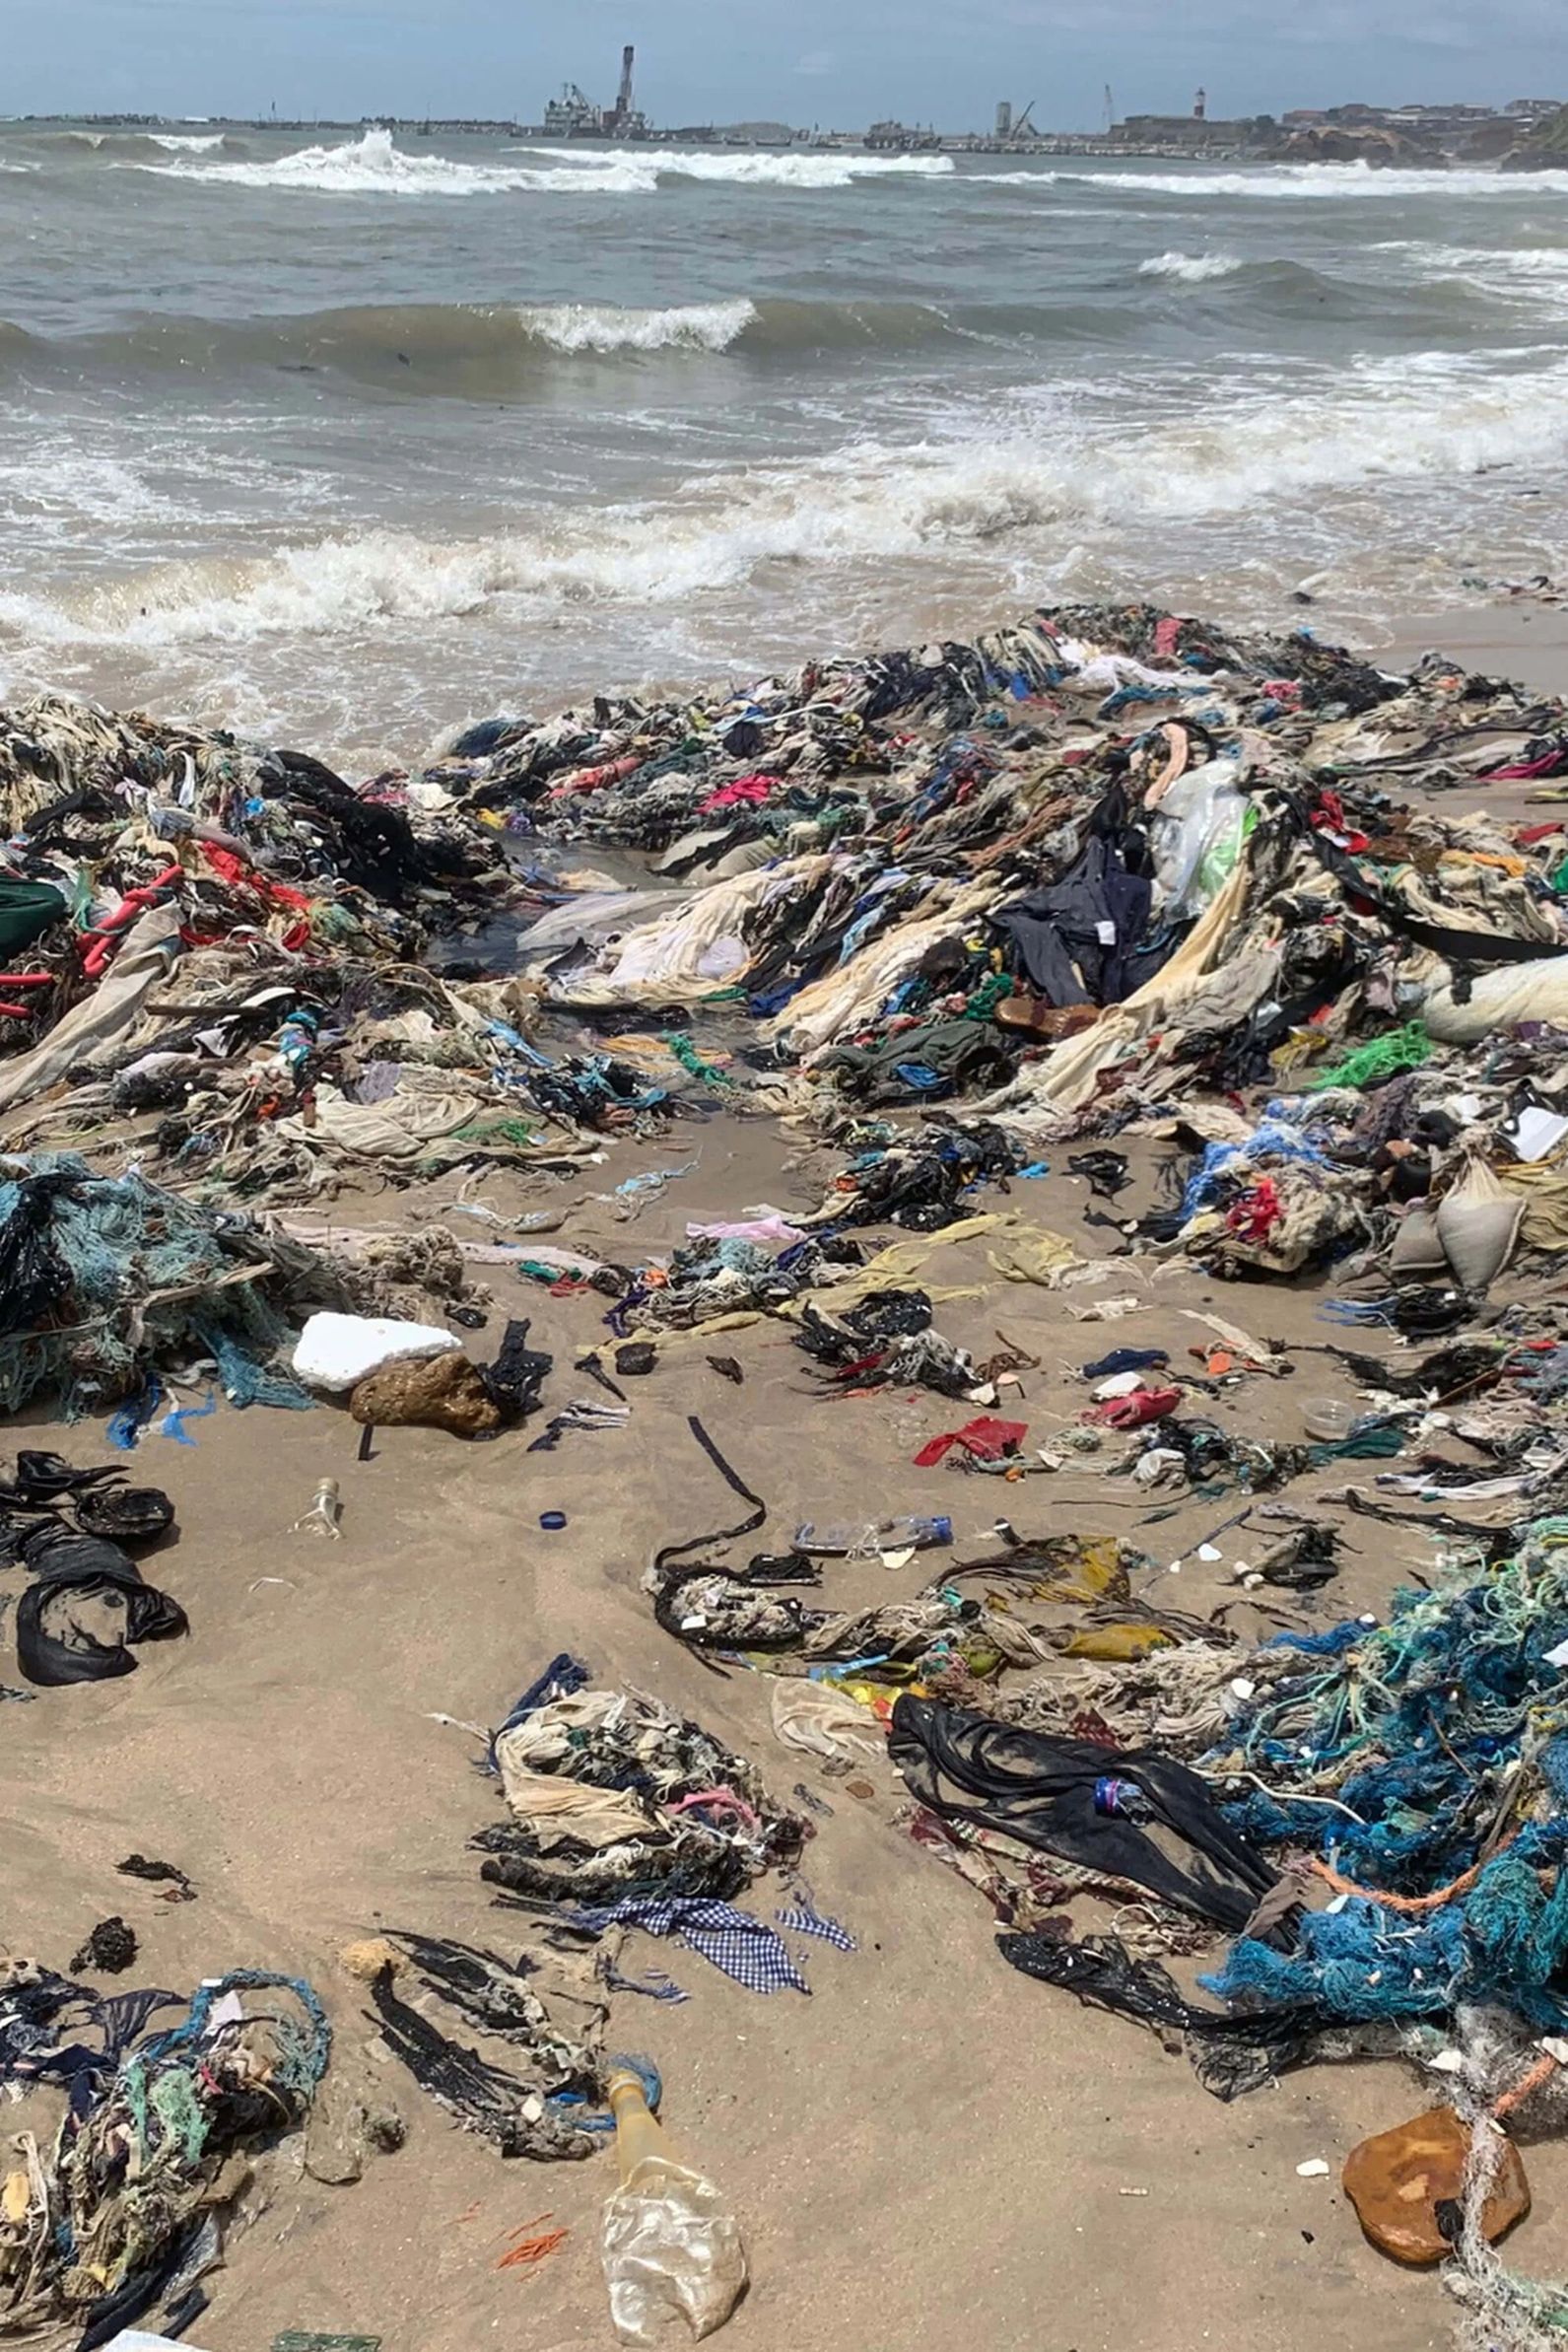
left=517, top=300, right=757, bottom=353
left=534, top=143, right=954, bottom=188
left=147, top=131, right=228, bottom=152
left=132, top=125, right=652, bottom=195
left=1138, top=248, right=1244, bottom=281
left=128, top=125, right=954, bottom=197
left=7, top=350, right=1566, bottom=653
left=1073, top=164, right=1568, bottom=199
left=0, top=295, right=1140, bottom=392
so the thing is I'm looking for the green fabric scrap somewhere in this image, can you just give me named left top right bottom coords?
left=0, top=878, right=67, bottom=959
left=1306, top=1020, right=1430, bottom=1091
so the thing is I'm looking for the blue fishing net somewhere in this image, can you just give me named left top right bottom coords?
left=0, top=1151, right=326, bottom=1416
left=1200, top=1519, right=1568, bottom=2032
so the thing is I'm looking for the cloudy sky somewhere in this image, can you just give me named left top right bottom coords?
left=12, top=0, right=1566, bottom=127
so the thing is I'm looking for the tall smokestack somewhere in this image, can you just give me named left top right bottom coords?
left=618, top=45, right=636, bottom=117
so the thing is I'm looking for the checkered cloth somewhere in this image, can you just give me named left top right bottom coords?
left=776, top=1901, right=856, bottom=1952
left=578, top=1896, right=811, bottom=1995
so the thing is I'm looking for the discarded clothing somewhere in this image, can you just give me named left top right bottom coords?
left=888, top=1695, right=1276, bottom=1930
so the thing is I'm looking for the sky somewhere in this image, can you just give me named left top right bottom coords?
left=10, top=0, right=1567, bottom=129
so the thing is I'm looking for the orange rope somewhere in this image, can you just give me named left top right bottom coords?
left=497, top=2213, right=570, bottom=2272
left=1493, top=2053, right=1560, bottom=2121
left=1307, top=1856, right=1485, bottom=1913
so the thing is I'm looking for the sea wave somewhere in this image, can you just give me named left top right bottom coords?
left=535, top=143, right=954, bottom=188
left=518, top=299, right=757, bottom=353
left=0, top=295, right=1125, bottom=391
left=1070, top=164, right=1568, bottom=200
left=1138, top=249, right=1244, bottom=281
left=129, top=124, right=954, bottom=197
left=132, top=125, right=653, bottom=196
left=7, top=349, right=1565, bottom=652
left=147, top=131, right=228, bottom=152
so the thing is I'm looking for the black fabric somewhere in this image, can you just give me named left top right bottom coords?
left=74, top=1486, right=175, bottom=1544
left=888, top=1695, right=1275, bottom=1930
left=0, top=1172, right=79, bottom=1342
left=16, top=1524, right=188, bottom=1687
left=989, top=829, right=1154, bottom=1008
left=652, top=1417, right=767, bottom=1575
left=998, top=1930, right=1316, bottom=2099
left=477, top=1318, right=551, bottom=1419
left=845, top=1288, right=932, bottom=1340
left=1304, top=826, right=1568, bottom=967
left=0, top=1451, right=121, bottom=1504
left=260, top=747, right=458, bottom=901
left=817, top=1018, right=1017, bottom=1104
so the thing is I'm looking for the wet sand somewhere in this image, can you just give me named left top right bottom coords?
left=0, top=1147, right=1545, bottom=2352
left=6, top=608, right=1568, bottom=2352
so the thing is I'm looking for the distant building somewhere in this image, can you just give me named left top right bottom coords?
left=713, top=119, right=796, bottom=145
left=1114, top=110, right=1247, bottom=145
left=542, top=84, right=601, bottom=137
left=865, top=118, right=942, bottom=149
left=995, top=100, right=1012, bottom=137
left=539, top=45, right=648, bottom=138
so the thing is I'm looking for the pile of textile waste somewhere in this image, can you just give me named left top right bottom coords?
left=373, top=1656, right=844, bottom=2162
left=0, top=1963, right=328, bottom=2345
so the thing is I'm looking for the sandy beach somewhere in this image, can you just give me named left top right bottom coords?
left=9, top=702, right=1568, bottom=2352
left=0, top=1148, right=1478, bottom=2352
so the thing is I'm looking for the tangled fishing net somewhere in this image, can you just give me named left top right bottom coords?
left=0, top=1152, right=364, bottom=1416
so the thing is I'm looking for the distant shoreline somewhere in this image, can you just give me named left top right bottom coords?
left=4, top=112, right=1550, bottom=167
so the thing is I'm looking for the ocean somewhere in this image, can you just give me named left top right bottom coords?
left=2, top=120, right=1567, bottom=762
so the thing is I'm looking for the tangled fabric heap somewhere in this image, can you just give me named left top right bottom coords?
left=0, top=1966, right=328, bottom=2342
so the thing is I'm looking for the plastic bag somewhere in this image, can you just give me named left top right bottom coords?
left=1423, top=954, right=1568, bottom=1044
left=1150, top=752, right=1250, bottom=920
left=1435, top=1157, right=1523, bottom=1292
left=602, top=2159, right=747, bottom=2344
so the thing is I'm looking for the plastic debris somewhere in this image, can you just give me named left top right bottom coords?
left=293, top=1477, right=343, bottom=1540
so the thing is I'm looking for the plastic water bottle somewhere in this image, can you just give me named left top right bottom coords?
left=600, top=2066, right=747, bottom=2345
left=792, top=1515, right=952, bottom=1557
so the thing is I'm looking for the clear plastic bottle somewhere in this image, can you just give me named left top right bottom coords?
left=792, top=1514, right=952, bottom=1557
left=600, top=2067, right=747, bottom=2345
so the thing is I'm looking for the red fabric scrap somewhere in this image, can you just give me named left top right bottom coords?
left=1152, top=616, right=1182, bottom=660
left=1308, top=791, right=1369, bottom=854
left=547, top=753, right=640, bottom=800
left=914, top=1416, right=1027, bottom=1468
left=201, top=844, right=312, bottom=911
left=1083, top=1385, right=1182, bottom=1431
left=1482, top=748, right=1568, bottom=783
left=1225, top=1176, right=1283, bottom=1244
left=700, top=774, right=777, bottom=813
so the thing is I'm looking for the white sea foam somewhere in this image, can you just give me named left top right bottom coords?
left=147, top=132, right=228, bottom=152
left=516, top=300, right=757, bottom=353
left=131, top=126, right=953, bottom=198
left=132, top=125, right=656, bottom=196
left=1069, top=164, right=1568, bottom=200
left=1138, top=249, right=1244, bottom=282
left=10, top=349, right=1567, bottom=653
left=658, top=147, right=952, bottom=187
left=531, top=143, right=953, bottom=188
